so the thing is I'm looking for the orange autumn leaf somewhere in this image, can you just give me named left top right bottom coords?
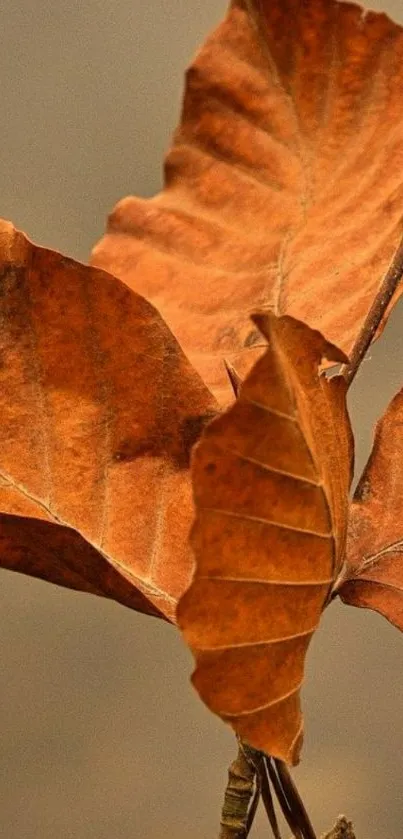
left=178, top=313, right=354, bottom=764
left=0, top=220, right=217, bottom=623
left=338, top=388, right=403, bottom=630
left=92, top=0, right=403, bottom=404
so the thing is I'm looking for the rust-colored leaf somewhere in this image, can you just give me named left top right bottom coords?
left=0, top=220, right=217, bottom=623
left=338, top=389, right=403, bottom=631
left=178, top=313, right=354, bottom=763
left=91, top=0, right=403, bottom=403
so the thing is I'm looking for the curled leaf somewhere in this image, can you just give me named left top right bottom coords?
left=0, top=220, right=217, bottom=622
left=178, top=313, right=353, bottom=763
left=339, top=389, right=403, bottom=631
left=92, top=0, right=403, bottom=402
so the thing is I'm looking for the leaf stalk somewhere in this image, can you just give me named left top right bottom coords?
left=342, top=233, right=403, bottom=386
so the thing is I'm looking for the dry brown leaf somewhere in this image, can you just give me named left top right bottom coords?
left=178, top=313, right=354, bottom=763
left=0, top=220, right=217, bottom=623
left=338, top=388, right=403, bottom=630
left=91, top=0, right=403, bottom=403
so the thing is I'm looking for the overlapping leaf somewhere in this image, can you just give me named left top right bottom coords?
left=2, top=0, right=403, bottom=787
left=0, top=221, right=217, bottom=622
left=92, top=0, right=403, bottom=403
left=178, top=313, right=354, bottom=763
left=338, top=389, right=403, bottom=630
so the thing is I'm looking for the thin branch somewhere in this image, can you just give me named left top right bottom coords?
left=341, top=233, right=403, bottom=387
left=258, top=756, right=282, bottom=839
left=245, top=768, right=261, bottom=835
left=273, top=758, right=317, bottom=839
left=218, top=741, right=258, bottom=839
left=218, top=745, right=354, bottom=839
left=266, top=757, right=303, bottom=839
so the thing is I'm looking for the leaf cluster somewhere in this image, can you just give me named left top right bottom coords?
left=1, top=0, right=403, bottom=807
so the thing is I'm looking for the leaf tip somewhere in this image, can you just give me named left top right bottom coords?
left=251, top=311, right=349, bottom=368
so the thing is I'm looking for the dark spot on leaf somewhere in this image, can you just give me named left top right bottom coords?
left=113, top=437, right=160, bottom=462
left=114, top=412, right=218, bottom=469
left=176, top=411, right=218, bottom=469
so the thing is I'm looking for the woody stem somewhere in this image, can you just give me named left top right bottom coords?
left=218, top=740, right=259, bottom=838
left=341, top=233, right=403, bottom=387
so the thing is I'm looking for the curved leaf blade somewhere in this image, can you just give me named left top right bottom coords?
left=92, top=0, right=403, bottom=402
left=0, top=220, right=217, bottom=622
left=178, top=314, right=353, bottom=763
left=339, top=388, right=403, bottom=632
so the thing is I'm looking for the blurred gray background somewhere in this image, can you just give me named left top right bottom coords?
left=1, top=0, right=403, bottom=837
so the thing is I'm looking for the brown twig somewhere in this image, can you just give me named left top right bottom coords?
left=341, top=233, right=403, bottom=387
left=218, top=741, right=259, bottom=838
left=273, top=759, right=317, bottom=839
left=258, top=756, right=282, bottom=839
left=266, top=758, right=304, bottom=839
left=218, top=741, right=356, bottom=839
left=245, top=767, right=261, bottom=835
